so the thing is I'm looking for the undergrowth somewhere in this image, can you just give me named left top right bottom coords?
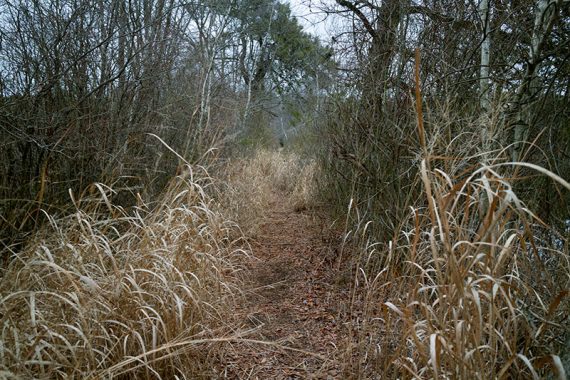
left=3, top=131, right=566, bottom=378
left=0, top=165, right=248, bottom=379
left=340, top=148, right=569, bottom=378
left=220, top=149, right=318, bottom=237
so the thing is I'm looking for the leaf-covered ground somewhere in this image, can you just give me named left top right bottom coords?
left=217, top=187, right=352, bottom=379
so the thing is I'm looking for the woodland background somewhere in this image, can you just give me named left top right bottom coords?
left=0, top=0, right=569, bottom=378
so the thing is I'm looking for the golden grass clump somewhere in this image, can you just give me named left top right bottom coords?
left=290, top=158, right=318, bottom=212
left=0, top=165, right=247, bottom=379
left=345, top=159, right=569, bottom=379
left=221, top=149, right=318, bottom=236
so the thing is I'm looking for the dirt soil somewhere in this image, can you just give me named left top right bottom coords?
left=218, top=189, right=353, bottom=379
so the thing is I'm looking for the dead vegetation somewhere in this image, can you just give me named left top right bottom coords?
left=0, top=149, right=323, bottom=379
left=1, top=143, right=568, bottom=379
left=2, top=0, right=568, bottom=378
left=220, top=150, right=319, bottom=238
left=335, top=143, right=570, bottom=378
left=0, top=166, right=248, bottom=379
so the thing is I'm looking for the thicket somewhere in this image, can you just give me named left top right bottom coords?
left=315, top=0, right=569, bottom=378
left=1, top=0, right=569, bottom=378
left=0, top=0, right=328, bottom=377
left=318, top=0, right=569, bottom=235
left=0, top=0, right=331, bottom=248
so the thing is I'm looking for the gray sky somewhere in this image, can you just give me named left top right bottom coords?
left=287, top=0, right=335, bottom=42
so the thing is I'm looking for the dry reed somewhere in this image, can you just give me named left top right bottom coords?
left=220, top=149, right=318, bottom=237
left=343, top=155, right=569, bottom=379
left=0, top=165, right=248, bottom=379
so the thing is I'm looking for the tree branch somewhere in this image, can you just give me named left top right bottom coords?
left=336, top=0, right=378, bottom=39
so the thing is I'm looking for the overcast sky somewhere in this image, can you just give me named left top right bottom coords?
left=286, top=0, right=335, bottom=42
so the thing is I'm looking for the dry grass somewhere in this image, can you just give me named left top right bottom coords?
left=0, top=165, right=248, bottom=379
left=343, top=155, right=569, bottom=378
left=220, top=149, right=318, bottom=237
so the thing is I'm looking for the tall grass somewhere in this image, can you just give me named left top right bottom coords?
left=220, top=149, right=318, bottom=237
left=342, top=151, right=569, bottom=378
left=0, top=165, right=248, bottom=378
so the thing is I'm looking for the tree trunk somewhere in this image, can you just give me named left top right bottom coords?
left=511, top=0, right=562, bottom=161
left=479, top=0, right=491, bottom=113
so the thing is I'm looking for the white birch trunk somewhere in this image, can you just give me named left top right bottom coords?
left=479, top=0, right=491, bottom=113
left=512, top=0, right=562, bottom=160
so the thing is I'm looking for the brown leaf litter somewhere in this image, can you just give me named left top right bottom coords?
left=215, top=189, right=353, bottom=379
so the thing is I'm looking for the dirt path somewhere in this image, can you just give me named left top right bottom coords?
left=219, top=189, right=351, bottom=379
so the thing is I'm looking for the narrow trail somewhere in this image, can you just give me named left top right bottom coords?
left=220, top=189, right=351, bottom=379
